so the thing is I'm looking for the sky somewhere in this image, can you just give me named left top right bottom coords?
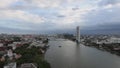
left=0, top=0, right=120, bottom=34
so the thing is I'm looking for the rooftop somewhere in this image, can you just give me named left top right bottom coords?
left=21, top=63, right=37, bottom=68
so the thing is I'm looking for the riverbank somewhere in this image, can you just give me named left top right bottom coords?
left=83, top=41, right=120, bottom=56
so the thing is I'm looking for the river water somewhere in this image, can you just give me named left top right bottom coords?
left=45, top=39, right=120, bottom=68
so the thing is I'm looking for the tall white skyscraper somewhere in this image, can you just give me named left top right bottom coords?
left=76, top=26, right=80, bottom=43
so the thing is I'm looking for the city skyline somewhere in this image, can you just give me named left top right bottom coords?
left=0, top=0, right=120, bottom=34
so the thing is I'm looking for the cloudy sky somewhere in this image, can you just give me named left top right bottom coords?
left=0, top=0, right=120, bottom=34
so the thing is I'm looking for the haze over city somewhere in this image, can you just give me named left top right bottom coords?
left=0, top=0, right=120, bottom=34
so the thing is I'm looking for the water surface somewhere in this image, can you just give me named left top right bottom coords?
left=45, top=39, right=120, bottom=68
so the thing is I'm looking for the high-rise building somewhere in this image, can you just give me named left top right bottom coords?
left=76, top=26, right=80, bottom=43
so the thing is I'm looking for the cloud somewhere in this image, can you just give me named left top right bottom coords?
left=0, top=0, right=18, bottom=8
left=0, top=10, right=45, bottom=24
left=83, top=1, right=120, bottom=27
left=9, top=0, right=63, bottom=9
left=98, top=0, right=120, bottom=6
left=49, top=7, right=95, bottom=30
left=0, top=0, right=120, bottom=34
left=0, top=0, right=82, bottom=10
left=21, top=0, right=81, bottom=8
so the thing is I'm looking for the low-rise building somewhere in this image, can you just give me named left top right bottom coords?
left=0, top=43, right=3, bottom=47
left=109, top=37, right=120, bottom=43
left=0, top=47, right=6, bottom=55
left=21, top=63, right=37, bottom=68
left=4, top=62, right=16, bottom=68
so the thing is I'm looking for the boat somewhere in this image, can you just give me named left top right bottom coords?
left=59, top=46, right=62, bottom=47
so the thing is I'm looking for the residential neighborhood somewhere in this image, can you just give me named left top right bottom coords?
left=0, top=34, right=50, bottom=68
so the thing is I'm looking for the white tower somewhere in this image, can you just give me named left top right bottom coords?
left=76, top=26, right=80, bottom=43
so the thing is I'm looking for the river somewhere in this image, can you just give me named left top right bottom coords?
left=45, top=39, right=120, bottom=68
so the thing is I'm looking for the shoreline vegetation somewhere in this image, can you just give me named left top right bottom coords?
left=14, top=43, right=51, bottom=68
